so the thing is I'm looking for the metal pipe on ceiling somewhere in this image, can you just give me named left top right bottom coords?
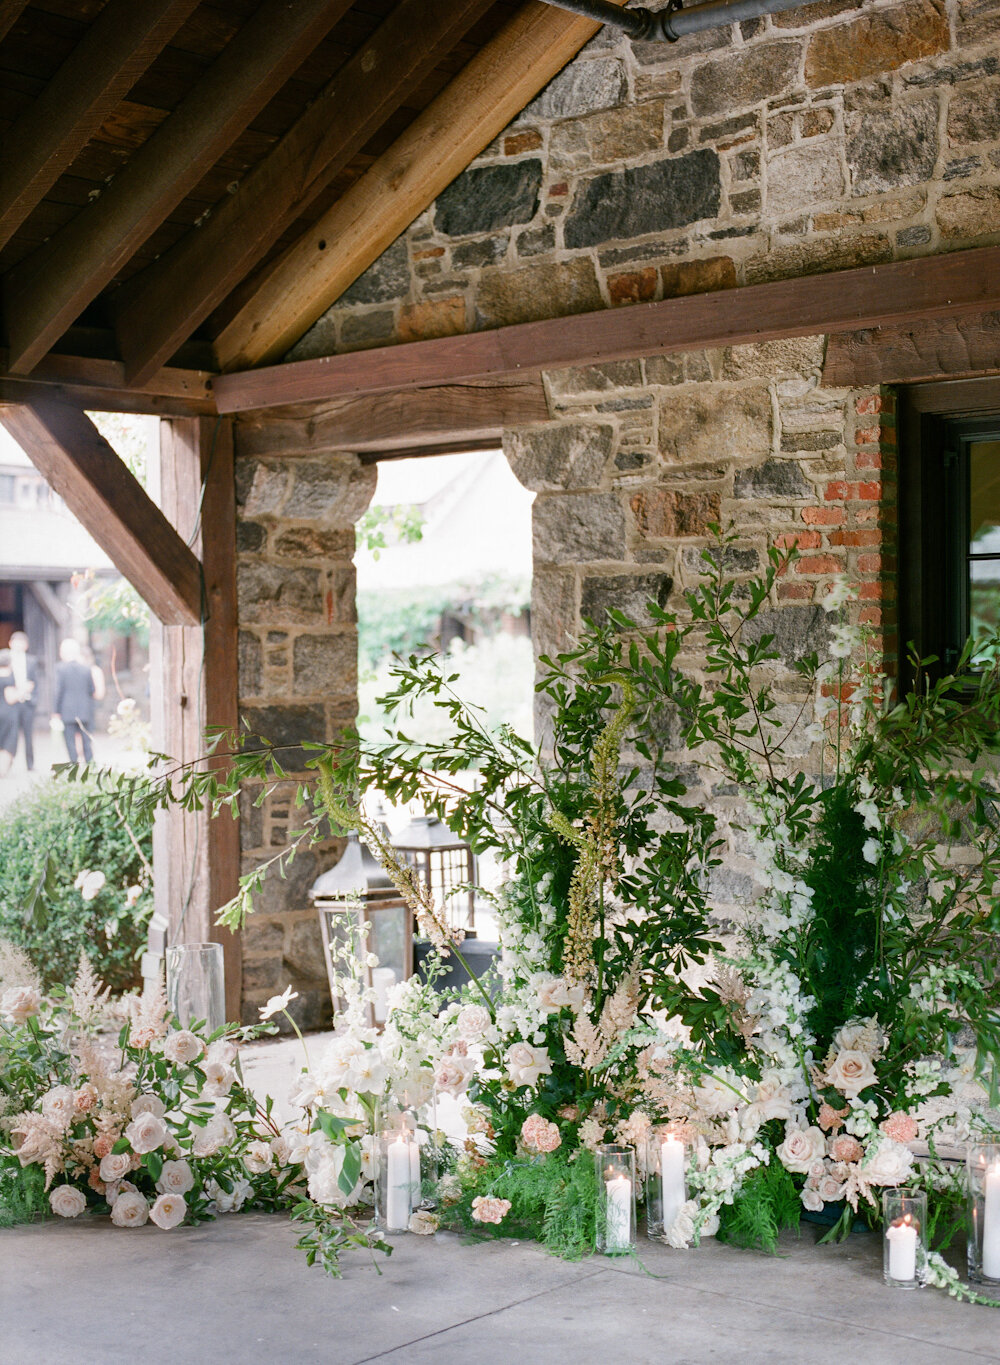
left=539, top=0, right=807, bottom=41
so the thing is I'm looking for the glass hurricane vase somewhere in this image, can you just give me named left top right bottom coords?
left=595, top=1144, right=635, bottom=1256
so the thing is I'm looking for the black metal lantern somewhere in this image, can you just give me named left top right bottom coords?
left=390, top=815, right=477, bottom=936
left=309, top=833, right=413, bottom=1029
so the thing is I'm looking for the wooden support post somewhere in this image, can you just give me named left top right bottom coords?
left=151, top=417, right=241, bottom=1022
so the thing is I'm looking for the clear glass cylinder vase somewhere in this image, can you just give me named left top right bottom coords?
left=968, top=1142, right=1000, bottom=1284
left=595, top=1144, right=635, bottom=1256
left=646, top=1132, right=687, bottom=1240
left=165, top=942, right=225, bottom=1034
left=376, top=1124, right=419, bottom=1232
left=882, top=1187, right=926, bottom=1288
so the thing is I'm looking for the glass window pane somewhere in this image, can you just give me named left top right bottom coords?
left=969, top=440, right=1000, bottom=553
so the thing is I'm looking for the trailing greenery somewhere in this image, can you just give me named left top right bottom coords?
left=0, top=779, right=153, bottom=992
left=715, top=1161, right=801, bottom=1253
left=451, top=1151, right=599, bottom=1260
left=0, top=1157, right=47, bottom=1227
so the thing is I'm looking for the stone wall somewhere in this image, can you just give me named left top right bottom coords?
left=289, top=0, right=1000, bottom=361
left=233, top=421, right=376, bottom=1026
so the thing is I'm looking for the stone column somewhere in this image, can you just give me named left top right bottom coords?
left=233, top=419, right=377, bottom=1026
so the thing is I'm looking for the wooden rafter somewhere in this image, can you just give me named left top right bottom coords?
left=113, top=0, right=496, bottom=387
left=0, top=0, right=28, bottom=44
left=3, top=0, right=354, bottom=376
left=0, top=399, right=202, bottom=626
left=212, top=0, right=623, bottom=372
left=0, top=0, right=201, bottom=250
left=212, top=245, right=1000, bottom=414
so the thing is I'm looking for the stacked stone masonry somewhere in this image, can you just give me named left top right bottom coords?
left=233, top=428, right=376, bottom=1026
left=232, top=0, right=989, bottom=1015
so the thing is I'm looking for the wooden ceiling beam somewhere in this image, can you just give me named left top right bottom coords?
left=2, top=0, right=354, bottom=376
left=0, top=399, right=202, bottom=625
left=0, top=350, right=214, bottom=403
left=0, top=377, right=214, bottom=419
left=0, top=0, right=29, bottom=44
left=0, top=0, right=201, bottom=250
left=212, top=244, right=1000, bottom=414
left=212, top=0, right=623, bottom=372
left=113, top=0, right=496, bottom=388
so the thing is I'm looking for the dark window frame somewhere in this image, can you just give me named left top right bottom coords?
left=900, top=378, right=1000, bottom=688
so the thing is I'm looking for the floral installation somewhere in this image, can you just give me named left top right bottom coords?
left=78, top=531, right=1000, bottom=1297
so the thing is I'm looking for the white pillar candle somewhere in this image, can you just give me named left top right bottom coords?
left=660, top=1136, right=686, bottom=1234
left=983, top=1161, right=1000, bottom=1279
left=409, top=1135, right=421, bottom=1201
left=386, top=1135, right=411, bottom=1231
left=605, top=1172, right=632, bottom=1251
left=886, top=1218, right=917, bottom=1282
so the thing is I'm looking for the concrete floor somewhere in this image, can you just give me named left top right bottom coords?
left=1, top=1212, right=997, bottom=1365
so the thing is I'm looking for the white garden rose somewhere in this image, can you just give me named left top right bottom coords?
left=536, top=977, right=586, bottom=1013
left=99, top=1151, right=133, bottom=1183
left=156, top=1160, right=194, bottom=1196
left=800, top=1187, right=825, bottom=1213
left=288, top=1071, right=322, bottom=1111
left=505, top=1042, right=552, bottom=1088
left=124, top=1110, right=169, bottom=1154
left=776, top=1126, right=827, bottom=1175
left=456, top=1004, right=492, bottom=1038
left=40, top=1085, right=77, bottom=1131
left=131, top=1094, right=166, bottom=1120
left=49, top=1185, right=87, bottom=1219
left=862, top=1140, right=915, bottom=1187
left=202, top=1060, right=237, bottom=1097
left=205, top=1176, right=252, bottom=1213
left=826, top=1050, right=877, bottom=1098
left=163, top=1030, right=204, bottom=1065
left=206, top=1038, right=238, bottom=1067
left=0, top=985, right=41, bottom=1024
left=110, top=1191, right=149, bottom=1227
left=244, top=1140, right=273, bottom=1175
left=192, top=1113, right=235, bottom=1158
left=149, top=1193, right=187, bottom=1230
left=434, top=1053, right=476, bottom=1097
left=270, top=1135, right=291, bottom=1166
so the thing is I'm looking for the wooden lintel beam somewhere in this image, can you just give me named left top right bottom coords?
left=3, top=0, right=353, bottom=375
left=822, top=310, right=1000, bottom=387
left=0, top=400, right=202, bottom=625
left=213, top=246, right=1000, bottom=415
left=213, top=0, right=622, bottom=372
left=114, top=0, right=495, bottom=387
left=0, top=377, right=215, bottom=418
left=0, top=0, right=201, bottom=249
left=0, top=349, right=214, bottom=403
left=234, top=378, right=549, bottom=455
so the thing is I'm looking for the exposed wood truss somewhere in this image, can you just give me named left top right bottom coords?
left=212, top=245, right=1000, bottom=413
left=3, top=0, right=355, bottom=374
left=213, top=1, right=616, bottom=371
left=0, top=0, right=200, bottom=249
left=0, top=399, right=203, bottom=625
left=113, top=0, right=497, bottom=387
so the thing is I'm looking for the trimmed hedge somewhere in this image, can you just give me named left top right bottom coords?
left=0, top=779, right=153, bottom=992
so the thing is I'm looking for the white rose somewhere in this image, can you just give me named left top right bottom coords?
left=800, top=1187, right=825, bottom=1212
left=49, top=1185, right=87, bottom=1218
left=0, top=985, right=41, bottom=1024
left=110, top=1191, right=149, bottom=1227
left=203, top=1060, right=237, bottom=1097
left=456, top=1005, right=492, bottom=1038
left=505, top=1042, right=552, bottom=1089
left=156, top=1160, right=194, bottom=1195
left=818, top=1174, right=846, bottom=1202
left=862, top=1140, right=914, bottom=1187
left=693, top=1075, right=738, bottom=1118
left=99, top=1151, right=133, bottom=1182
left=206, top=1039, right=238, bottom=1066
left=124, top=1111, right=169, bottom=1155
left=408, top=1210, right=439, bottom=1235
left=826, top=1050, right=877, bottom=1098
left=192, top=1113, right=235, bottom=1158
left=536, top=978, right=586, bottom=1013
left=244, top=1140, right=273, bottom=1175
left=434, top=1053, right=476, bottom=1097
left=163, top=1030, right=204, bottom=1065
left=131, top=1094, right=166, bottom=1120
left=149, top=1193, right=186, bottom=1230
left=776, top=1126, right=827, bottom=1175
left=205, top=1176, right=251, bottom=1213
left=41, top=1085, right=76, bottom=1131
left=270, top=1135, right=291, bottom=1166
left=832, top=1019, right=881, bottom=1056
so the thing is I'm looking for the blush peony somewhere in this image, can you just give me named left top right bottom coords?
left=471, top=1196, right=511, bottom=1225
left=520, top=1114, right=562, bottom=1154
left=49, top=1185, right=87, bottom=1219
left=862, top=1140, right=914, bottom=1187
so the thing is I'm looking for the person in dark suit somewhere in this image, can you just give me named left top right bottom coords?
left=7, top=631, right=39, bottom=771
left=54, top=638, right=96, bottom=765
left=0, top=650, right=16, bottom=777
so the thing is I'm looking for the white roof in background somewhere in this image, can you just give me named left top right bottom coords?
left=0, top=426, right=113, bottom=573
left=357, top=449, right=533, bottom=591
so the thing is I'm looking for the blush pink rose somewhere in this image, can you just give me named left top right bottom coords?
left=49, top=1185, right=87, bottom=1219
left=110, top=1191, right=149, bottom=1227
